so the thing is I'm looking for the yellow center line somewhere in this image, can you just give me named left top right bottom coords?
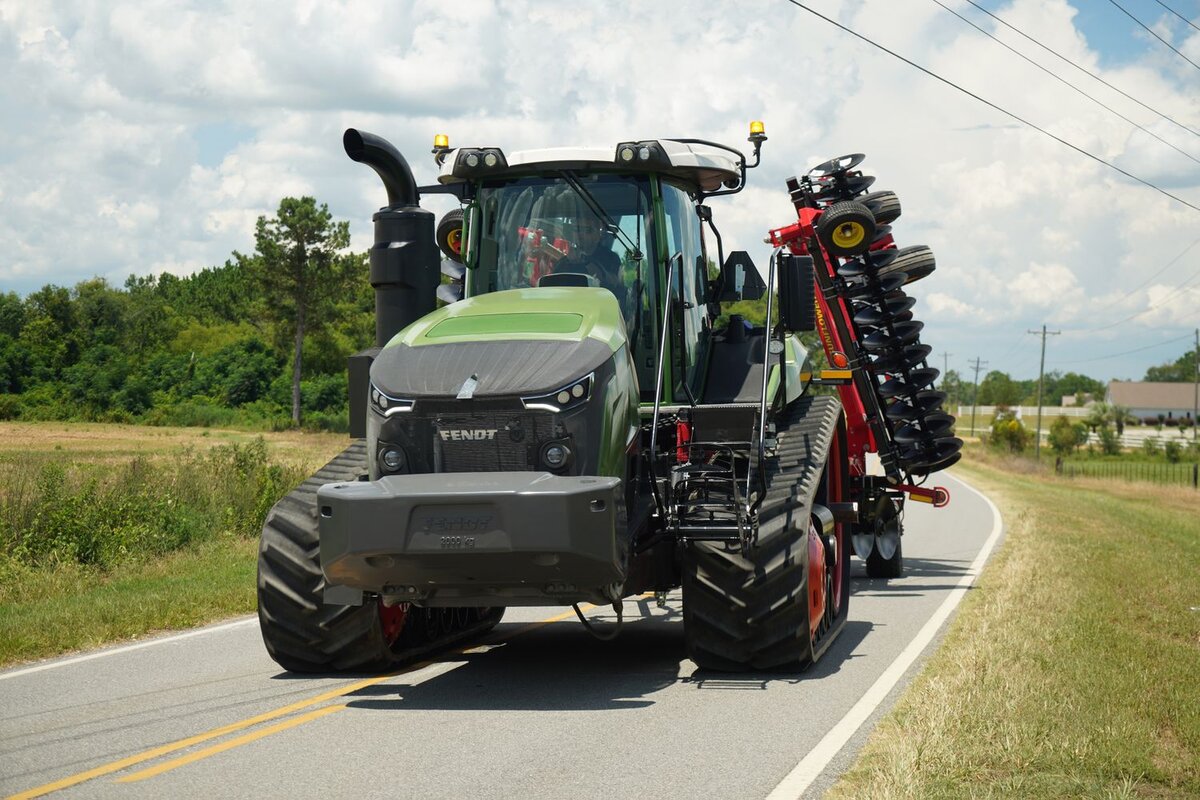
left=116, top=705, right=348, bottom=783
left=5, top=605, right=587, bottom=799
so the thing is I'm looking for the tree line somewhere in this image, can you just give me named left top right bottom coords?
left=0, top=197, right=370, bottom=430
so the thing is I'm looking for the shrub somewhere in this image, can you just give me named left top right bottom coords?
left=0, top=395, right=19, bottom=420
left=1048, top=416, right=1087, bottom=456
left=0, top=440, right=303, bottom=569
left=1098, top=426, right=1121, bottom=455
left=1164, top=417, right=1179, bottom=427
left=1141, top=437, right=1161, bottom=457
left=1142, top=416, right=1160, bottom=427
left=990, top=412, right=1031, bottom=453
left=1164, top=440, right=1182, bottom=463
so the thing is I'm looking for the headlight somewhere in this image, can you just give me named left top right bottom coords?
left=521, top=374, right=592, bottom=413
left=370, top=382, right=414, bottom=416
left=540, top=441, right=572, bottom=471
left=378, top=445, right=407, bottom=473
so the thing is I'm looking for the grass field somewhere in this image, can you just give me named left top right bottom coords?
left=0, top=422, right=347, bottom=666
left=830, top=445, right=1200, bottom=799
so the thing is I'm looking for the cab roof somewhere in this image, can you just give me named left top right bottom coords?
left=436, top=139, right=744, bottom=193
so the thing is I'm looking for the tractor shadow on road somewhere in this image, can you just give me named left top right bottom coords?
left=344, top=604, right=873, bottom=712
left=849, top=556, right=974, bottom=597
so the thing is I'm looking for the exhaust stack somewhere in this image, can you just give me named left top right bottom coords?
left=343, top=128, right=438, bottom=348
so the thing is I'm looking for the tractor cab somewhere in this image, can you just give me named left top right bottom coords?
left=430, top=131, right=772, bottom=406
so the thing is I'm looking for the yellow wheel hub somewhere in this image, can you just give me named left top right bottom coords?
left=445, top=228, right=462, bottom=255
left=831, top=222, right=865, bottom=250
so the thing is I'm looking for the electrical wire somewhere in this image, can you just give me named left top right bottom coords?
left=932, top=0, right=1200, bottom=166
left=1078, top=266, right=1200, bottom=333
left=960, top=0, right=1200, bottom=139
left=1053, top=331, right=1194, bottom=363
left=1152, top=0, right=1200, bottom=34
left=780, top=0, right=1200, bottom=213
left=1088, top=235, right=1200, bottom=317
left=1107, top=0, right=1200, bottom=72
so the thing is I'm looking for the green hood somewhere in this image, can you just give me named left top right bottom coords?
left=386, top=287, right=626, bottom=352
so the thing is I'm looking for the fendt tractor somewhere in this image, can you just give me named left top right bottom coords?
left=256, top=123, right=960, bottom=673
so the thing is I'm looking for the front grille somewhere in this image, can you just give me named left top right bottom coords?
left=433, top=411, right=560, bottom=472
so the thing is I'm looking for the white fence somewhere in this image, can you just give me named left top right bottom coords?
left=952, top=405, right=1197, bottom=447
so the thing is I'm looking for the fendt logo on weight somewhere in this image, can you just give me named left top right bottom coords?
left=439, top=429, right=498, bottom=441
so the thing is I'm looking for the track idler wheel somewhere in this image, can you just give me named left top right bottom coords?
left=818, top=201, right=877, bottom=258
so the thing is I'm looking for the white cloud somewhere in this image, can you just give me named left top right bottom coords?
left=0, top=0, right=1198, bottom=381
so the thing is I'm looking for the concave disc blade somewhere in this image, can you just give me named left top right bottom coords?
left=853, top=294, right=915, bottom=327
left=810, top=153, right=866, bottom=176
left=847, top=272, right=907, bottom=300
left=861, top=321, right=925, bottom=353
left=878, top=367, right=940, bottom=399
left=868, top=343, right=932, bottom=373
left=886, top=390, right=946, bottom=421
left=893, top=412, right=956, bottom=445
left=900, top=437, right=964, bottom=475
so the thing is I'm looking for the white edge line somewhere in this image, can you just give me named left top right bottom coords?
left=766, top=472, right=1005, bottom=800
left=0, top=617, right=258, bottom=682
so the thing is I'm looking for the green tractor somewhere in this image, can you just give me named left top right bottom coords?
left=257, top=123, right=955, bottom=673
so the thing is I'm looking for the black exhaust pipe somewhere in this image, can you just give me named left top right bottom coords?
left=343, top=128, right=420, bottom=209
left=344, top=129, right=439, bottom=437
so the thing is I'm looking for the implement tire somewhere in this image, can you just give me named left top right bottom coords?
left=682, top=396, right=846, bottom=671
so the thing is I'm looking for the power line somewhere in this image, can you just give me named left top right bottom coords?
left=961, top=0, right=1200, bottom=139
left=1088, top=235, right=1200, bottom=316
left=1053, top=332, right=1194, bottom=364
left=781, top=0, right=1200, bottom=213
left=1108, top=0, right=1200, bottom=72
left=1077, top=266, right=1200, bottom=333
left=1152, top=0, right=1200, bottom=35
left=932, top=0, right=1200, bottom=166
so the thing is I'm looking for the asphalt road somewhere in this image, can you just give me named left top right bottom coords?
left=1, top=470, right=1001, bottom=800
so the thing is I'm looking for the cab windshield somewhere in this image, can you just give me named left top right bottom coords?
left=469, top=174, right=654, bottom=346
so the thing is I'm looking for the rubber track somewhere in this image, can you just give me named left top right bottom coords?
left=682, top=395, right=842, bottom=670
left=257, top=441, right=502, bottom=673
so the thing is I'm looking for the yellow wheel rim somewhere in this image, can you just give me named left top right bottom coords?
left=831, top=222, right=865, bottom=250
left=446, top=228, right=462, bottom=255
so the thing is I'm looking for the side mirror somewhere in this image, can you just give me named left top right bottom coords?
left=717, top=251, right=766, bottom=301
left=778, top=253, right=815, bottom=332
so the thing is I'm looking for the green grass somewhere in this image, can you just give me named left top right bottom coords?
left=829, top=445, right=1200, bottom=799
left=0, top=422, right=346, bottom=666
left=0, top=537, right=258, bottom=664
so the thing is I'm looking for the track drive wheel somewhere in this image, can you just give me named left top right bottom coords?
left=817, top=202, right=877, bottom=258
left=257, top=442, right=503, bottom=673
left=682, top=397, right=849, bottom=671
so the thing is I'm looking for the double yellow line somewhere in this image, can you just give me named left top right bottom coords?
left=8, top=607, right=585, bottom=799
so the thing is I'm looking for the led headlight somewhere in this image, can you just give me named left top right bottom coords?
left=540, top=441, right=572, bottom=470
left=378, top=445, right=407, bottom=473
left=521, top=374, right=593, bottom=413
left=369, top=383, right=414, bottom=416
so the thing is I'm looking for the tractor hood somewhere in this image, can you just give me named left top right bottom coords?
left=371, top=288, right=627, bottom=399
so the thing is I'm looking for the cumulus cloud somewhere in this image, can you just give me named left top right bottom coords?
left=1, top=0, right=1198, bottom=380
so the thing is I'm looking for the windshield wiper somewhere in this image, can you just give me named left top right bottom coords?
left=558, top=171, right=643, bottom=260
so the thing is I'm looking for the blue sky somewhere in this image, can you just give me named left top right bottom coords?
left=1, top=0, right=1198, bottom=384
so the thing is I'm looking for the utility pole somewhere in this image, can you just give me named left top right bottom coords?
left=1194, top=328, right=1198, bottom=442
left=969, top=357, right=987, bottom=438
left=1028, top=325, right=1061, bottom=459
left=942, top=351, right=955, bottom=409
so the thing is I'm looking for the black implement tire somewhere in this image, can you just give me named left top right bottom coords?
left=861, top=190, right=901, bottom=225
left=878, top=245, right=935, bottom=285
left=682, top=397, right=844, bottom=671
left=817, top=202, right=876, bottom=259
left=436, top=208, right=465, bottom=263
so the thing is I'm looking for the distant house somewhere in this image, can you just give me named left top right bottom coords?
left=1060, top=392, right=1095, bottom=407
left=1106, top=381, right=1197, bottom=420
